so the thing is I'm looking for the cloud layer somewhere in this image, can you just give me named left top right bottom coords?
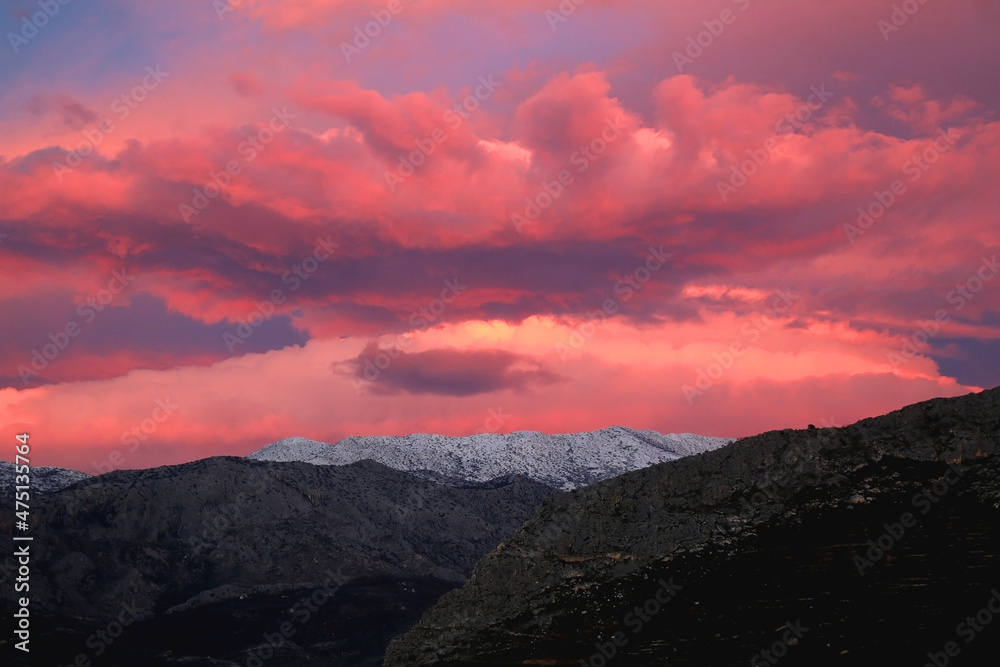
left=1, top=0, right=997, bottom=470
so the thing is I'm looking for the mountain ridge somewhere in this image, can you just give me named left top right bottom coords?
left=1, top=456, right=556, bottom=666
left=0, top=460, right=90, bottom=494
left=383, top=387, right=1000, bottom=666
left=248, top=427, right=731, bottom=490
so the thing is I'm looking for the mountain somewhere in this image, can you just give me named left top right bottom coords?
left=0, top=457, right=555, bottom=666
left=248, top=427, right=731, bottom=490
left=0, top=460, right=90, bottom=493
left=383, top=387, right=1000, bottom=666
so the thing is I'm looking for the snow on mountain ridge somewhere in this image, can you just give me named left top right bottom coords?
left=246, top=436, right=332, bottom=464
left=0, top=461, right=91, bottom=494
left=248, top=428, right=732, bottom=490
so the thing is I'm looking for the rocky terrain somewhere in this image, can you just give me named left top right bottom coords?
left=249, top=427, right=731, bottom=490
left=0, top=458, right=555, bottom=666
left=384, top=387, right=1000, bottom=666
left=0, top=461, right=90, bottom=494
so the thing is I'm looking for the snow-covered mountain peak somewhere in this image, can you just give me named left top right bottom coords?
left=248, top=428, right=732, bottom=490
left=247, top=437, right=332, bottom=463
left=0, top=461, right=91, bottom=494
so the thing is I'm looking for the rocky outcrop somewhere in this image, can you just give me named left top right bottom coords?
left=384, top=387, right=1000, bottom=666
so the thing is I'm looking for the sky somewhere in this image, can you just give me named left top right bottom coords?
left=1, top=0, right=998, bottom=472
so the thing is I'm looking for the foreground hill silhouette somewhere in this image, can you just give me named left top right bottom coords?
left=0, top=459, right=554, bottom=666
left=384, top=387, right=1000, bottom=666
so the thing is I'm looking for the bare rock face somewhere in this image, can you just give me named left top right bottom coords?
left=0, top=458, right=555, bottom=666
left=384, top=387, right=1000, bottom=666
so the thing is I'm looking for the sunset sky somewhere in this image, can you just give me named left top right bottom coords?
left=2, top=0, right=998, bottom=472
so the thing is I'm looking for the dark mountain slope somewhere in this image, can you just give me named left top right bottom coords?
left=0, top=457, right=555, bottom=666
left=384, top=387, right=1000, bottom=666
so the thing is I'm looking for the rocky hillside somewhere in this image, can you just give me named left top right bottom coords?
left=384, top=387, right=1000, bottom=666
left=0, top=458, right=555, bottom=666
left=0, top=461, right=90, bottom=493
left=249, top=427, right=731, bottom=490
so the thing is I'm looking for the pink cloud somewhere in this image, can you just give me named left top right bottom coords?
left=0, top=316, right=979, bottom=472
left=2, top=0, right=997, bottom=470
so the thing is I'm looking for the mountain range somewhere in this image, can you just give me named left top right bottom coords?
left=248, top=427, right=730, bottom=490
left=1, top=427, right=725, bottom=665
left=1, top=458, right=554, bottom=666
left=4, top=390, right=998, bottom=666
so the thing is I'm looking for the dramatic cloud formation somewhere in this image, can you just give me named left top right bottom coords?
left=1, top=0, right=997, bottom=470
left=339, top=342, right=561, bottom=396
